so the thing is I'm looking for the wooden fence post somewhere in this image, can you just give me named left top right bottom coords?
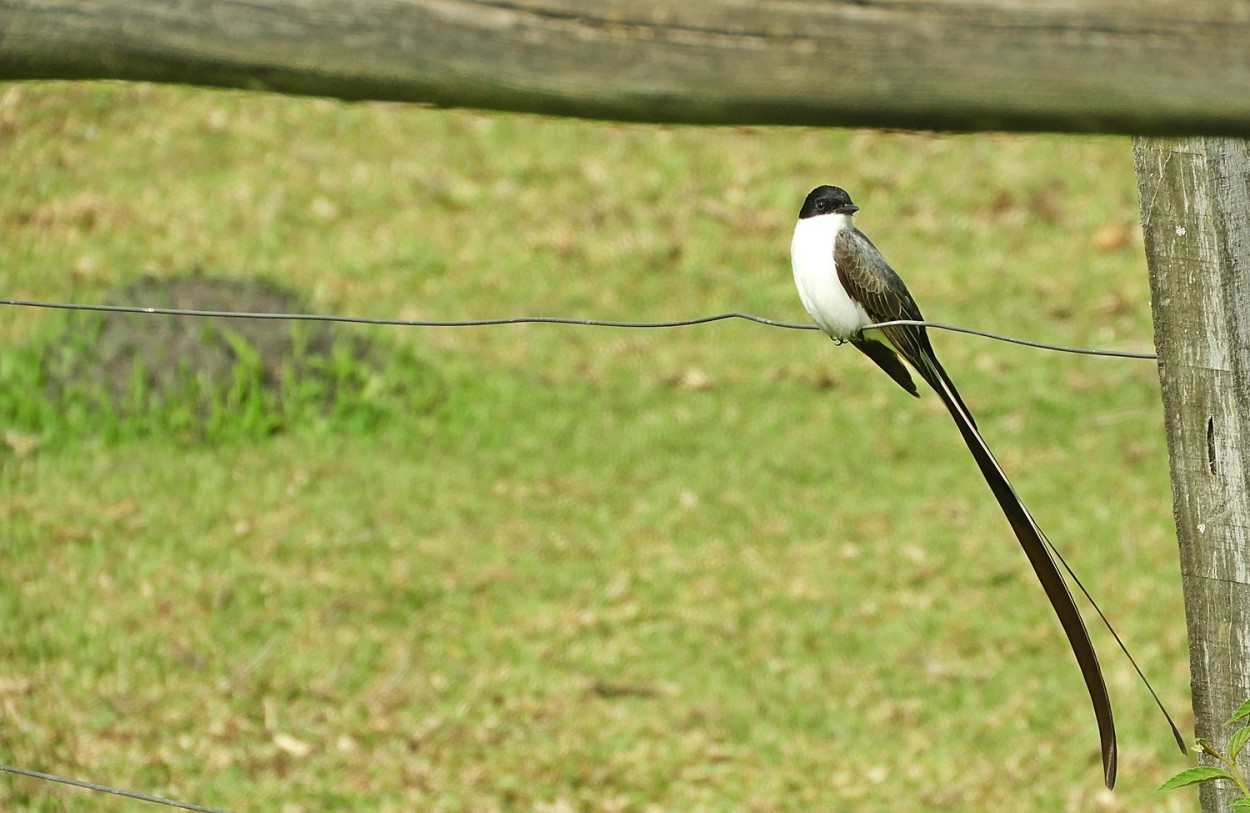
left=1134, top=137, right=1250, bottom=811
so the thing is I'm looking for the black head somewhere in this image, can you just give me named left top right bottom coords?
left=798, top=185, right=859, bottom=219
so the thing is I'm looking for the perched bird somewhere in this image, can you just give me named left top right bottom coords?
left=790, top=184, right=1117, bottom=788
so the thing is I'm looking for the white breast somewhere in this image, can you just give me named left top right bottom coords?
left=790, top=214, right=870, bottom=340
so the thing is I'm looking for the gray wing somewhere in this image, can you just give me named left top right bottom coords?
left=834, top=228, right=930, bottom=373
left=834, top=228, right=974, bottom=422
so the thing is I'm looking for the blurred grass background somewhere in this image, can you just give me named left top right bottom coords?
left=0, top=82, right=1189, bottom=811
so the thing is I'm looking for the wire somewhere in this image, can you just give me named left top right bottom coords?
left=0, top=763, right=233, bottom=813
left=866, top=319, right=1157, bottom=360
left=0, top=298, right=809, bottom=330
left=0, top=298, right=1156, bottom=360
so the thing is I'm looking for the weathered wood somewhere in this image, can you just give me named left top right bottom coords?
left=2, top=0, right=1250, bottom=136
left=1135, top=137, right=1250, bottom=811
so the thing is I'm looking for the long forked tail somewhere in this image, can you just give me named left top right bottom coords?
left=915, top=350, right=1118, bottom=789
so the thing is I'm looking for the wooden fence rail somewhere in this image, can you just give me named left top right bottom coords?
left=2, top=0, right=1250, bottom=136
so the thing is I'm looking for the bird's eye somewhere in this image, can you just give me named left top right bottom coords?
left=815, top=199, right=827, bottom=211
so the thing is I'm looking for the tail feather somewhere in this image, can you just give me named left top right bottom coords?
left=916, top=351, right=1118, bottom=789
left=851, top=336, right=919, bottom=397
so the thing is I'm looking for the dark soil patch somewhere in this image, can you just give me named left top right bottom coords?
left=28, top=273, right=444, bottom=439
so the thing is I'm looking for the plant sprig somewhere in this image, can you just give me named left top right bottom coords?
left=1159, top=698, right=1250, bottom=809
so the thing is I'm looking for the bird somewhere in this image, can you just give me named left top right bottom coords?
left=790, top=183, right=1117, bottom=788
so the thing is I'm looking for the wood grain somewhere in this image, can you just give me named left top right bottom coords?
left=1135, top=136, right=1250, bottom=812
left=1, top=0, right=1249, bottom=134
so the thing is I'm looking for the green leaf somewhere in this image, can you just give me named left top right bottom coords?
left=1227, top=698, right=1250, bottom=726
left=1157, top=766, right=1236, bottom=792
left=1231, top=798, right=1250, bottom=812
left=1231, top=726, right=1250, bottom=761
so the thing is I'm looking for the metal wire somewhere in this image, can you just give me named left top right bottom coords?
left=0, top=298, right=1157, bottom=360
left=0, top=763, right=233, bottom=813
left=865, top=319, right=1157, bottom=360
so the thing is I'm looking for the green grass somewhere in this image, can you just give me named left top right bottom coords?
left=0, top=82, right=1190, bottom=811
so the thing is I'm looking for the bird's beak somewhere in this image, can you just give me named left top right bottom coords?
left=837, top=204, right=860, bottom=215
